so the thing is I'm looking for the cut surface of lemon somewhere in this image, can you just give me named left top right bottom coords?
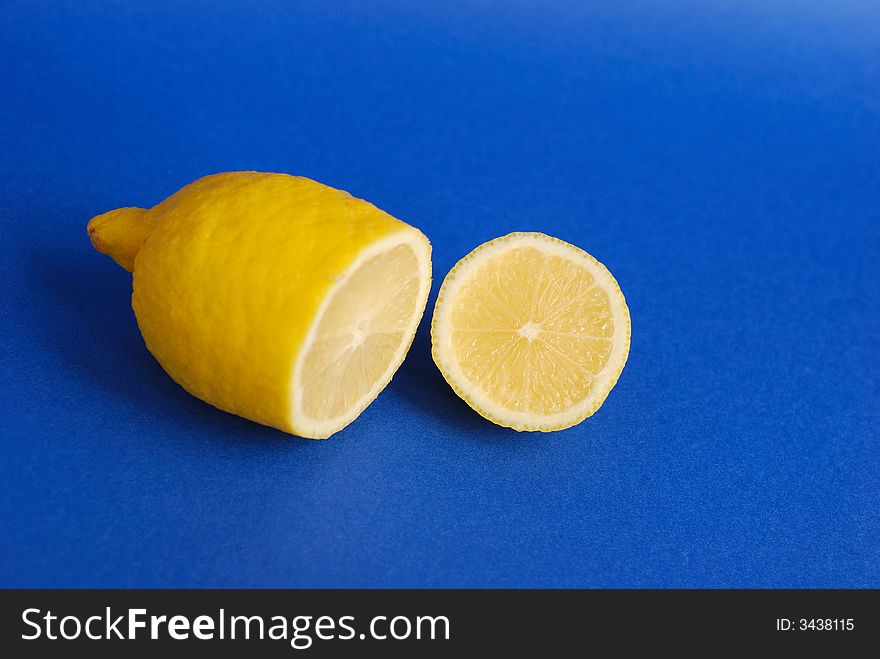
left=295, top=233, right=432, bottom=438
left=431, top=232, right=630, bottom=432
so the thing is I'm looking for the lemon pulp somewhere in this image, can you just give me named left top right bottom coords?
left=431, top=232, right=630, bottom=432
left=295, top=235, right=431, bottom=438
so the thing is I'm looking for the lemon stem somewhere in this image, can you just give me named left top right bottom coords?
left=87, top=207, right=152, bottom=272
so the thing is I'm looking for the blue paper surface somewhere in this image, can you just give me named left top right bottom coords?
left=1, top=1, right=878, bottom=587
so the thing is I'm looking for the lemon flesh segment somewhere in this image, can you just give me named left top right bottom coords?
left=294, top=233, right=432, bottom=438
left=431, top=232, right=630, bottom=432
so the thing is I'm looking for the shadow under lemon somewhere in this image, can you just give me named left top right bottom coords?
left=26, top=245, right=302, bottom=447
left=390, top=300, right=514, bottom=438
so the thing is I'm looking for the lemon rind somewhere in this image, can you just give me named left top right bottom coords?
left=431, top=232, right=630, bottom=432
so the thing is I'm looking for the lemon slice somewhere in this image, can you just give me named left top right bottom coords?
left=431, top=232, right=630, bottom=432
left=294, top=233, right=432, bottom=438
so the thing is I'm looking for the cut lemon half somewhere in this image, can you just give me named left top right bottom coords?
left=89, top=172, right=432, bottom=439
left=431, top=232, right=630, bottom=432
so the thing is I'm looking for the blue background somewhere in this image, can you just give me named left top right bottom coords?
left=1, top=1, right=878, bottom=588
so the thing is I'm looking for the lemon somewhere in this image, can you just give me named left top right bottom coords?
left=88, top=172, right=432, bottom=439
left=431, top=232, right=630, bottom=432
